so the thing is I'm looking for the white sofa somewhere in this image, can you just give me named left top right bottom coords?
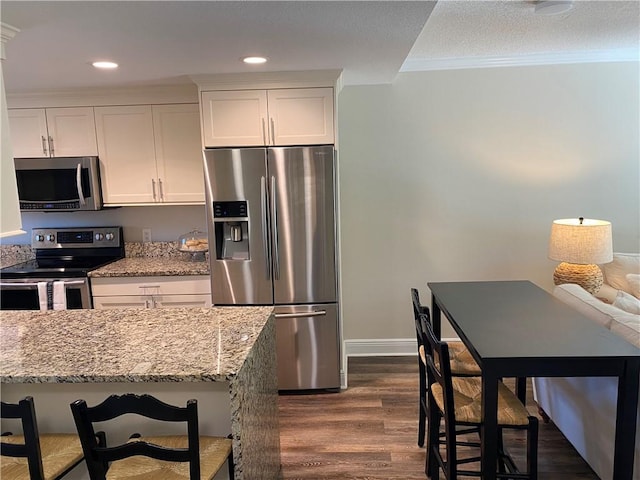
left=533, top=253, right=640, bottom=480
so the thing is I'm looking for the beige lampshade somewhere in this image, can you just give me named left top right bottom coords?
left=548, top=218, right=613, bottom=265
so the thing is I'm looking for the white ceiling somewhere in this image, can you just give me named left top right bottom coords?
left=1, top=0, right=638, bottom=94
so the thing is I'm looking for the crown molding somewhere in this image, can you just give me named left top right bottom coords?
left=190, top=69, right=342, bottom=91
left=400, top=48, right=640, bottom=73
left=1, top=23, right=20, bottom=60
left=6, top=84, right=198, bottom=108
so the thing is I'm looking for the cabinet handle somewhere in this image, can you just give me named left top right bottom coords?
left=270, top=118, right=275, bottom=145
left=151, top=179, right=157, bottom=201
left=262, top=118, right=267, bottom=145
left=139, top=285, right=161, bottom=289
left=41, top=136, right=48, bottom=155
left=48, top=136, right=54, bottom=156
left=158, top=178, right=164, bottom=201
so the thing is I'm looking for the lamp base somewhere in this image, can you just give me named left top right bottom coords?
left=553, top=262, right=603, bottom=294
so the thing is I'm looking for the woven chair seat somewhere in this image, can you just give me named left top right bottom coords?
left=105, top=435, right=233, bottom=480
left=432, top=376, right=530, bottom=426
left=448, top=341, right=481, bottom=375
left=419, top=342, right=481, bottom=376
left=1, top=433, right=83, bottom=480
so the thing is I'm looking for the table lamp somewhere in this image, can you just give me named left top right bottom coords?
left=548, top=217, right=613, bottom=294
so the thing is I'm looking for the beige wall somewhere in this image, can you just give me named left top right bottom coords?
left=337, top=61, right=639, bottom=341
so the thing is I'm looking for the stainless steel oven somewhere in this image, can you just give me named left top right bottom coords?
left=0, top=227, right=124, bottom=310
left=0, top=277, right=91, bottom=310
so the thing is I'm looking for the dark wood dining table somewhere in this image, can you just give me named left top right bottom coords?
left=428, top=280, right=640, bottom=480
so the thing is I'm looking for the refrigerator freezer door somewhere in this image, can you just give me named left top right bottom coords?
left=204, top=148, right=273, bottom=305
left=268, top=146, right=337, bottom=304
left=275, top=304, right=340, bottom=390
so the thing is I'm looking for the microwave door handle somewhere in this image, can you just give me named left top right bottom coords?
left=76, top=163, right=86, bottom=205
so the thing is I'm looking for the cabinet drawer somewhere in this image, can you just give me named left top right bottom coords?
left=91, top=275, right=211, bottom=296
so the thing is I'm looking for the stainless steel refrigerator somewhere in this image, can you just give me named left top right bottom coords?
left=203, top=146, right=340, bottom=390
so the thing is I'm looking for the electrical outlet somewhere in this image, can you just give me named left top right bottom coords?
left=142, top=229, right=152, bottom=243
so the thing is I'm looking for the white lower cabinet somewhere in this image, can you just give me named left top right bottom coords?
left=91, top=275, right=212, bottom=309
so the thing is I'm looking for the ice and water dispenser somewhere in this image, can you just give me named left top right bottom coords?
left=213, top=201, right=249, bottom=260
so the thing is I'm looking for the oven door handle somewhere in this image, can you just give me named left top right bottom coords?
left=0, top=280, right=87, bottom=287
left=76, top=163, right=86, bottom=205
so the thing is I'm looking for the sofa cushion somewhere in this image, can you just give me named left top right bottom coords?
left=610, top=315, right=640, bottom=348
left=627, top=273, right=640, bottom=299
left=553, top=284, right=627, bottom=329
left=601, top=253, right=640, bottom=297
left=613, top=290, right=640, bottom=315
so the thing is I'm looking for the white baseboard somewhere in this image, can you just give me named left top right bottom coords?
left=340, top=337, right=459, bottom=389
left=344, top=338, right=416, bottom=357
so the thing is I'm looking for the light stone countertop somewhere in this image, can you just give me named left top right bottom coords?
left=0, top=306, right=273, bottom=384
left=89, top=257, right=210, bottom=277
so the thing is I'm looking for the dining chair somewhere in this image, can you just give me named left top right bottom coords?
left=1, top=396, right=85, bottom=480
left=70, top=393, right=234, bottom=480
left=419, top=312, right=538, bottom=479
left=411, top=287, right=481, bottom=448
left=412, top=288, right=481, bottom=377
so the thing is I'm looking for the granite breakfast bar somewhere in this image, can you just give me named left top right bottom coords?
left=0, top=306, right=281, bottom=480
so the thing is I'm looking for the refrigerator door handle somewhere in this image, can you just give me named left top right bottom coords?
left=275, top=310, right=327, bottom=319
left=261, top=176, right=271, bottom=278
left=271, top=175, right=280, bottom=280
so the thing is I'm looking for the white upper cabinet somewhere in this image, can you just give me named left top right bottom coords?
left=95, top=104, right=204, bottom=206
left=152, top=104, right=204, bottom=203
left=201, top=90, right=268, bottom=147
left=95, top=105, right=157, bottom=205
left=267, top=88, right=334, bottom=146
left=8, top=107, right=98, bottom=158
left=201, top=87, right=334, bottom=147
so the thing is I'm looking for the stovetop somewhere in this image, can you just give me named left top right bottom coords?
left=0, top=226, right=125, bottom=279
left=0, top=258, right=120, bottom=279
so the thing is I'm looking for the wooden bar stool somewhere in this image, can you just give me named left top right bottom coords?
left=70, top=393, right=234, bottom=480
left=419, top=313, right=538, bottom=479
left=1, top=396, right=85, bottom=480
left=411, top=287, right=481, bottom=448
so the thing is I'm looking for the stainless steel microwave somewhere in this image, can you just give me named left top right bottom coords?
left=14, top=156, right=103, bottom=212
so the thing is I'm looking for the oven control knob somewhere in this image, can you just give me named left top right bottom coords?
left=35, top=234, right=45, bottom=242
left=95, top=233, right=104, bottom=241
left=46, top=234, right=55, bottom=242
left=105, top=233, right=114, bottom=241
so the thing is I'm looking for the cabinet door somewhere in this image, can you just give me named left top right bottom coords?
left=267, top=88, right=334, bottom=145
left=201, top=90, right=268, bottom=147
left=45, top=107, right=98, bottom=157
left=153, top=294, right=212, bottom=308
left=95, top=105, right=157, bottom=205
left=152, top=104, right=204, bottom=204
left=8, top=109, right=49, bottom=157
left=92, top=295, right=149, bottom=309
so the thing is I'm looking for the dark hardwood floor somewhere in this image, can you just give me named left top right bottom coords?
left=278, top=356, right=600, bottom=480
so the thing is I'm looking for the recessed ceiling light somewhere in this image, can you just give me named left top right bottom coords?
left=92, top=61, right=118, bottom=69
left=242, top=56, right=267, bottom=65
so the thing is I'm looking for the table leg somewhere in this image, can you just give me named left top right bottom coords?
left=516, top=376, right=527, bottom=405
left=612, top=358, right=640, bottom=480
left=431, top=294, right=442, bottom=340
left=482, top=370, right=499, bottom=480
